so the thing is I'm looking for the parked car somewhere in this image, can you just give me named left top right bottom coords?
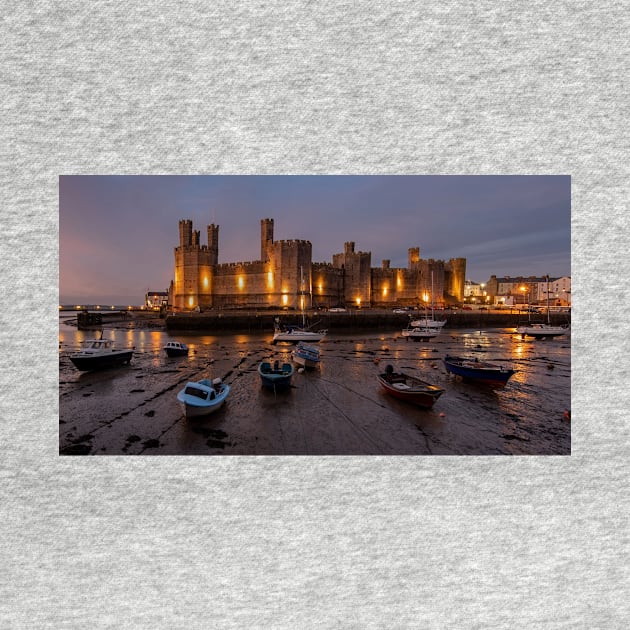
left=329, top=307, right=346, bottom=313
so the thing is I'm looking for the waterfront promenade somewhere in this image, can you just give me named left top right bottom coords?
left=164, top=308, right=571, bottom=332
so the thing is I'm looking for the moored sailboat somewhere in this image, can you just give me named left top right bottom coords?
left=516, top=275, right=569, bottom=339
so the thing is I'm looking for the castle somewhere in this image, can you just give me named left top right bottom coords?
left=169, top=218, right=466, bottom=310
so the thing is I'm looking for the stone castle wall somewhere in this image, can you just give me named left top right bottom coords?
left=171, top=218, right=466, bottom=310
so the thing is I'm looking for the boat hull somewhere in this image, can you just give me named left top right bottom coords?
left=272, top=330, right=326, bottom=344
left=165, top=348, right=189, bottom=357
left=258, top=362, right=294, bottom=390
left=377, top=374, right=444, bottom=409
left=177, top=380, right=230, bottom=419
left=516, top=325, right=568, bottom=339
left=401, top=328, right=440, bottom=341
left=292, top=354, right=319, bottom=369
left=69, top=350, right=133, bottom=371
left=443, top=356, right=515, bottom=388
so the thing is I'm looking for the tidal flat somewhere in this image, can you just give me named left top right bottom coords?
left=59, top=326, right=570, bottom=456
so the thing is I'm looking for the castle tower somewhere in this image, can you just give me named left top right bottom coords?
left=261, top=218, right=274, bottom=261
left=408, top=247, right=420, bottom=268
left=207, top=223, right=219, bottom=266
left=333, top=242, right=371, bottom=307
left=444, top=257, right=467, bottom=302
left=179, top=219, right=192, bottom=247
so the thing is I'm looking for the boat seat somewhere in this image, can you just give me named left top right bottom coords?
left=392, top=383, right=411, bottom=390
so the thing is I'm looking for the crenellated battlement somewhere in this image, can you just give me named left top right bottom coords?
left=171, top=216, right=466, bottom=310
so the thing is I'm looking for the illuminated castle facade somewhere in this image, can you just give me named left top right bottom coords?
left=170, top=218, right=466, bottom=310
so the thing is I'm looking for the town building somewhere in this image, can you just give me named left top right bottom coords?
left=169, top=218, right=466, bottom=311
left=485, top=275, right=571, bottom=306
left=145, top=290, right=169, bottom=310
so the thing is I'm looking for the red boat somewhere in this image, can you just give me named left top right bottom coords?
left=378, top=365, right=445, bottom=409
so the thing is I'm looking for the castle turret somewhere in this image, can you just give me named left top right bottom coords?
left=207, top=223, right=219, bottom=266
left=445, top=257, right=466, bottom=302
left=261, top=218, right=274, bottom=261
left=408, top=247, right=420, bottom=268
left=179, top=219, right=192, bottom=247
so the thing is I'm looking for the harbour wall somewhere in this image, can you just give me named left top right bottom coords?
left=164, top=311, right=571, bottom=332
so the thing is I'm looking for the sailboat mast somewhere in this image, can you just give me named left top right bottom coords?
left=546, top=274, right=551, bottom=324
left=431, top=270, right=435, bottom=320
left=300, top=266, right=305, bottom=328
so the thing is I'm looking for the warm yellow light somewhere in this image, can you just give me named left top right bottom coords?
left=318, top=283, right=323, bottom=293
left=58, top=305, right=62, bottom=310
left=238, top=276, right=244, bottom=289
left=282, top=294, right=288, bottom=306
left=397, top=274, right=402, bottom=288
left=300, top=296, right=305, bottom=311
left=422, top=293, right=429, bottom=303
left=356, top=297, right=361, bottom=306
left=267, top=271, right=273, bottom=288
left=76, top=305, right=81, bottom=309
left=203, top=276, right=209, bottom=289
left=188, top=296, right=194, bottom=307
left=382, top=286, right=388, bottom=297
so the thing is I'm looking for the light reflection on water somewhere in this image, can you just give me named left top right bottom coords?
left=59, top=320, right=570, bottom=455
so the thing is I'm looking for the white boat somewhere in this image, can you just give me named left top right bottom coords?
left=163, top=341, right=189, bottom=357
left=411, top=270, right=446, bottom=328
left=409, top=317, right=446, bottom=328
left=272, top=267, right=327, bottom=343
left=69, top=338, right=134, bottom=371
left=177, top=378, right=230, bottom=418
left=273, top=323, right=327, bottom=344
left=291, top=342, right=321, bottom=369
left=401, top=327, right=440, bottom=341
left=516, top=322, right=569, bottom=339
left=516, top=275, right=570, bottom=339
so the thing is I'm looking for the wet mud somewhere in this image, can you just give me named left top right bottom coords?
left=59, top=327, right=570, bottom=455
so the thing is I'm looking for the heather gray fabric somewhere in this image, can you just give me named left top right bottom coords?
left=2, top=2, right=627, bottom=628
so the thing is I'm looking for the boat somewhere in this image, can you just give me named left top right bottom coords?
left=410, top=270, right=447, bottom=328
left=515, top=275, right=570, bottom=339
left=409, top=317, right=447, bottom=328
left=258, top=360, right=294, bottom=391
left=515, top=322, right=569, bottom=339
left=401, top=327, right=440, bottom=341
left=272, top=321, right=327, bottom=344
left=69, top=338, right=133, bottom=371
left=163, top=340, right=189, bottom=357
left=377, top=364, right=445, bottom=409
left=291, top=342, right=321, bottom=369
left=176, top=377, right=230, bottom=418
left=272, top=267, right=327, bottom=343
left=443, top=355, right=515, bottom=388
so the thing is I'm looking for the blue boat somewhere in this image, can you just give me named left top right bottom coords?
left=258, top=360, right=294, bottom=391
left=443, top=355, right=515, bottom=389
left=291, top=342, right=321, bottom=369
left=177, top=378, right=230, bottom=418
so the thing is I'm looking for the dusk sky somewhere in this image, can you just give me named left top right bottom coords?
left=59, top=175, right=570, bottom=305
